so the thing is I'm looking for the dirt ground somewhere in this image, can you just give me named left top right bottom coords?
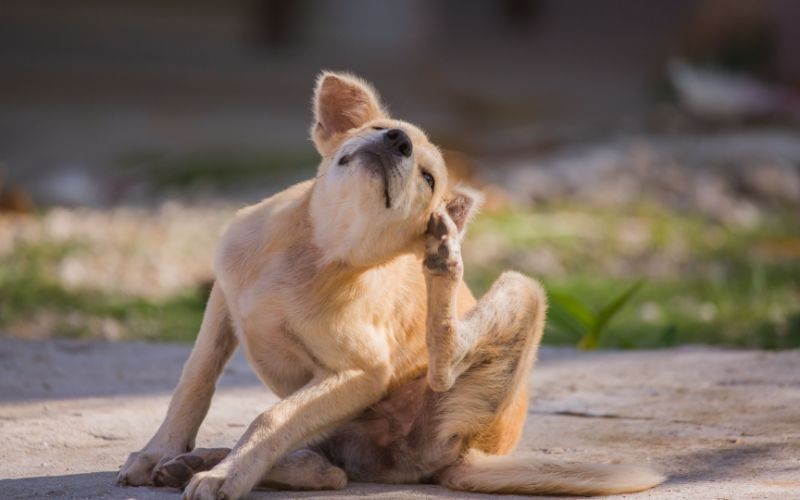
left=0, top=338, right=798, bottom=499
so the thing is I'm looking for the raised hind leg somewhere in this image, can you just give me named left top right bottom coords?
left=422, top=201, right=547, bottom=454
left=424, top=206, right=545, bottom=388
left=421, top=211, right=663, bottom=495
left=315, top=268, right=546, bottom=483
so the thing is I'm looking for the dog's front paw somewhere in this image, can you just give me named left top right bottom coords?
left=183, top=467, right=241, bottom=500
left=423, top=211, right=463, bottom=280
left=118, top=445, right=183, bottom=486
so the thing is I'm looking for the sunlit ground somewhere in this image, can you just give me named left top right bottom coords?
left=2, top=199, right=798, bottom=348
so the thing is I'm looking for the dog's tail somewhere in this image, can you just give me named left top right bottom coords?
left=438, top=449, right=665, bottom=496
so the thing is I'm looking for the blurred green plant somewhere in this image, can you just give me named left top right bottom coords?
left=465, top=204, right=800, bottom=349
left=548, top=280, right=645, bottom=349
left=0, top=241, right=206, bottom=341
left=2, top=201, right=799, bottom=348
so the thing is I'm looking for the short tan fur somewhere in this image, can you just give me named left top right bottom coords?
left=118, top=72, right=665, bottom=500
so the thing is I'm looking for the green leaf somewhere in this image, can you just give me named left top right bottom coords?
left=593, top=279, right=646, bottom=341
left=546, top=303, right=587, bottom=339
left=578, top=333, right=601, bottom=350
left=547, top=290, right=595, bottom=329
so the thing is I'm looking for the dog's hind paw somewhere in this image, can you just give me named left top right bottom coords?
left=423, top=211, right=463, bottom=280
left=153, top=448, right=231, bottom=489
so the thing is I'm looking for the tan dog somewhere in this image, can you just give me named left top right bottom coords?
left=117, top=72, right=665, bottom=499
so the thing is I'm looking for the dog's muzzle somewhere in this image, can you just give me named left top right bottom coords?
left=347, top=129, right=413, bottom=209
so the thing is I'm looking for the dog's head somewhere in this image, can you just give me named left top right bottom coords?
left=309, top=71, right=481, bottom=266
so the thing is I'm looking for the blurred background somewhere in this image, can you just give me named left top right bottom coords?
left=1, top=0, right=798, bottom=348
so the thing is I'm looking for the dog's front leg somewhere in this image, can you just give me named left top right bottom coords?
left=183, top=365, right=388, bottom=500
left=118, top=283, right=237, bottom=486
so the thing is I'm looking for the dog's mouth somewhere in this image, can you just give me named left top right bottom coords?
left=347, top=149, right=400, bottom=209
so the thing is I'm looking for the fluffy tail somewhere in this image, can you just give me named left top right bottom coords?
left=438, top=449, right=665, bottom=496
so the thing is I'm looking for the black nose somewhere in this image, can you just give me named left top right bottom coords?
left=384, top=129, right=412, bottom=157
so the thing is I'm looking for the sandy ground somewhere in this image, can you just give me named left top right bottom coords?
left=0, top=338, right=798, bottom=499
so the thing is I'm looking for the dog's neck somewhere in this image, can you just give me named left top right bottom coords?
left=293, top=238, right=418, bottom=316
left=307, top=180, right=415, bottom=269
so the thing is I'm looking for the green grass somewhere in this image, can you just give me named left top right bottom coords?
left=548, top=279, right=646, bottom=350
left=2, top=202, right=798, bottom=348
left=465, top=204, right=800, bottom=349
left=0, top=241, right=206, bottom=341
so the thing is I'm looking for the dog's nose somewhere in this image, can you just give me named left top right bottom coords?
left=384, top=129, right=412, bottom=157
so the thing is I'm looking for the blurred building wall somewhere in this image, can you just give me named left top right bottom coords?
left=1, top=0, right=797, bottom=201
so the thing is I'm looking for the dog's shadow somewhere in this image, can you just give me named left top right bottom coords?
left=0, top=472, right=538, bottom=499
left=1, top=443, right=791, bottom=499
left=665, top=442, right=796, bottom=485
left=2, top=443, right=791, bottom=500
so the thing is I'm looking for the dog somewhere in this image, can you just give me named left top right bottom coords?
left=117, top=71, right=665, bottom=499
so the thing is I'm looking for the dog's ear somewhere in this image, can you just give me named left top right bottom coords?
left=311, top=71, right=386, bottom=156
left=444, top=185, right=484, bottom=238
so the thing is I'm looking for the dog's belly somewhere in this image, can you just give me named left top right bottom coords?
left=314, top=376, right=460, bottom=484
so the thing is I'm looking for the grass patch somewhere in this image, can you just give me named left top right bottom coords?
left=465, top=204, right=800, bottom=349
left=2, top=202, right=798, bottom=348
left=0, top=241, right=206, bottom=341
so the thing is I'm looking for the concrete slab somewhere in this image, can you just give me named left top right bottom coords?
left=1, top=339, right=798, bottom=499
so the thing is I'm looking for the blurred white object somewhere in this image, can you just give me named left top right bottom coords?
left=668, top=59, right=800, bottom=120
left=36, top=167, right=105, bottom=206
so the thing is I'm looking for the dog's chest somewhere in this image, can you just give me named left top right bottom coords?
left=228, top=251, right=429, bottom=395
left=237, top=321, right=318, bottom=397
left=232, top=288, right=385, bottom=395
left=230, top=283, right=321, bottom=396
